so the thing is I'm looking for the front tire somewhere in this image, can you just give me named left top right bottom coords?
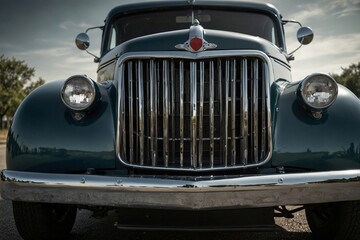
left=12, top=201, right=77, bottom=240
left=305, top=201, right=360, bottom=240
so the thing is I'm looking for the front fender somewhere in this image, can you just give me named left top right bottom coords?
left=6, top=80, right=117, bottom=173
left=272, top=82, right=360, bottom=171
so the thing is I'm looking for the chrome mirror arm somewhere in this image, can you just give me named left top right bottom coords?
left=85, top=26, right=104, bottom=33
left=282, top=19, right=302, bottom=27
left=86, top=50, right=100, bottom=63
left=288, top=40, right=304, bottom=56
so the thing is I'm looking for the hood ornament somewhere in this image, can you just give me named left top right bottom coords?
left=175, top=20, right=217, bottom=52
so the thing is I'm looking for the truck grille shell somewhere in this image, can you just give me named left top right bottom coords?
left=116, top=51, right=272, bottom=171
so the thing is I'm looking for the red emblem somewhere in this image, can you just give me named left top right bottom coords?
left=175, top=20, right=217, bottom=53
left=190, top=37, right=203, bottom=52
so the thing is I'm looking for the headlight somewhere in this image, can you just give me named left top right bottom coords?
left=298, top=73, right=338, bottom=110
left=61, top=75, right=96, bottom=111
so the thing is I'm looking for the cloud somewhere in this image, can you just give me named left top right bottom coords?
left=15, top=47, right=73, bottom=58
left=295, top=33, right=360, bottom=60
left=331, top=0, right=360, bottom=9
left=329, top=0, right=360, bottom=17
left=33, top=38, right=74, bottom=48
left=59, top=21, right=93, bottom=31
left=285, top=0, right=360, bottom=24
left=290, top=32, right=360, bottom=79
left=334, top=7, right=360, bottom=17
left=0, top=42, right=23, bottom=52
left=10, top=45, right=99, bottom=82
left=290, top=4, right=326, bottom=23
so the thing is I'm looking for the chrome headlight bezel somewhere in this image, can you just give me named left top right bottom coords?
left=61, top=75, right=97, bottom=111
left=298, top=73, right=338, bottom=111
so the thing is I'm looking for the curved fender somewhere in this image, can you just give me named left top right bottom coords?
left=6, top=80, right=117, bottom=173
left=271, top=82, right=360, bottom=171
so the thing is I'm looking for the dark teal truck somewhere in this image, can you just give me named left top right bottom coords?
left=1, top=1, right=360, bottom=240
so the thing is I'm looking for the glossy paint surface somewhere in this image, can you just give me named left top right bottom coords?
left=6, top=81, right=117, bottom=172
left=271, top=83, right=360, bottom=170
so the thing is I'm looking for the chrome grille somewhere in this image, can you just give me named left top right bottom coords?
left=118, top=53, right=272, bottom=171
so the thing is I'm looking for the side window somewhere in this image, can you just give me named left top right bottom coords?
left=271, top=28, right=276, bottom=45
left=109, top=26, right=117, bottom=50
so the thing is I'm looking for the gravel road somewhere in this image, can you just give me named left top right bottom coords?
left=0, top=143, right=312, bottom=240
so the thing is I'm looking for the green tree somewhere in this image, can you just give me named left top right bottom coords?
left=24, top=77, right=45, bottom=96
left=331, top=62, right=360, bottom=98
left=0, top=55, right=45, bottom=129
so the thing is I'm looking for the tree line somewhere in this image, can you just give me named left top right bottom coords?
left=0, top=55, right=359, bottom=130
left=0, top=55, right=44, bottom=129
left=331, top=62, right=360, bottom=98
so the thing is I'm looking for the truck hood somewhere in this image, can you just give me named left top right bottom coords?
left=100, top=29, right=288, bottom=65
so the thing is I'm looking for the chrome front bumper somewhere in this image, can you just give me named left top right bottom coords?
left=1, top=170, right=360, bottom=209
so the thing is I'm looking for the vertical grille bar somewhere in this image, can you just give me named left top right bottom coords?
left=222, top=60, right=230, bottom=166
left=150, top=60, right=157, bottom=166
left=240, top=59, right=248, bottom=165
left=179, top=61, right=184, bottom=168
left=137, top=61, right=145, bottom=165
left=128, top=62, right=134, bottom=164
left=230, top=59, right=237, bottom=166
left=252, top=60, right=259, bottom=163
left=190, top=61, right=197, bottom=168
left=163, top=60, right=169, bottom=166
left=199, top=61, right=205, bottom=168
left=217, top=60, right=223, bottom=161
left=261, top=62, right=266, bottom=159
left=209, top=61, right=215, bottom=168
left=171, top=61, right=176, bottom=163
left=119, top=64, right=126, bottom=159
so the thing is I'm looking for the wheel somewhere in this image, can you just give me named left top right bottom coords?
left=12, top=201, right=77, bottom=240
left=305, top=201, right=360, bottom=240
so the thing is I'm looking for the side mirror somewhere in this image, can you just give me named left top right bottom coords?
left=75, top=33, right=90, bottom=51
left=75, top=26, right=103, bottom=63
left=297, top=27, right=314, bottom=45
left=284, top=21, right=315, bottom=60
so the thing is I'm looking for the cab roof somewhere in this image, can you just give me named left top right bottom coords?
left=106, top=0, right=281, bottom=22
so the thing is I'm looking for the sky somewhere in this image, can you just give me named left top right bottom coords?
left=0, top=0, right=359, bottom=82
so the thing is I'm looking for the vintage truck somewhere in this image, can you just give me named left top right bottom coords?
left=1, top=1, right=360, bottom=240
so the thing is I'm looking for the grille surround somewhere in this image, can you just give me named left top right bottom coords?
left=116, top=51, right=273, bottom=171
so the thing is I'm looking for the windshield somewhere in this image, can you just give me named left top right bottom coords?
left=106, top=9, right=279, bottom=52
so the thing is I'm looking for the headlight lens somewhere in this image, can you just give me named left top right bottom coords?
left=61, top=75, right=96, bottom=111
left=298, top=73, right=338, bottom=110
